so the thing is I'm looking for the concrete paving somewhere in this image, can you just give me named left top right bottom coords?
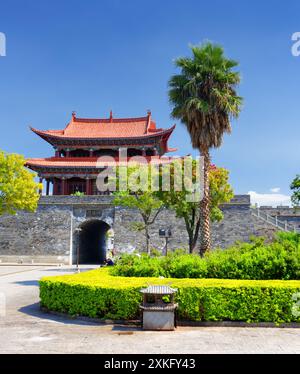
left=0, top=265, right=299, bottom=354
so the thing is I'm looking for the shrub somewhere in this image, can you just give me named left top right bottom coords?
left=160, top=254, right=208, bottom=278
left=39, top=268, right=300, bottom=323
left=70, top=191, right=85, bottom=196
left=112, top=234, right=300, bottom=280
left=276, top=231, right=300, bottom=246
left=111, top=253, right=166, bottom=277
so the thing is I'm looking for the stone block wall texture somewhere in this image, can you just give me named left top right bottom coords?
left=0, top=194, right=293, bottom=264
left=0, top=205, right=72, bottom=263
left=114, top=206, right=190, bottom=254
left=211, top=203, right=254, bottom=248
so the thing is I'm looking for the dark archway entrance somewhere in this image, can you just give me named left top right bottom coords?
left=77, top=220, right=110, bottom=264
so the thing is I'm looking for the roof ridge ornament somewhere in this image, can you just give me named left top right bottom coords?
left=72, top=111, right=76, bottom=121
left=109, top=110, right=113, bottom=123
left=146, top=110, right=152, bottom=132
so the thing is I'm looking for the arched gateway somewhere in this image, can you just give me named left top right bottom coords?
left=74, top=219, right=111, bottom=265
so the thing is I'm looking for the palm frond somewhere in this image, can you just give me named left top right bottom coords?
left=168, top=42, right=242, bottom=150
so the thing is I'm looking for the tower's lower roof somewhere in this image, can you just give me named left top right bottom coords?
left=26, top=156, right=178, bottom=170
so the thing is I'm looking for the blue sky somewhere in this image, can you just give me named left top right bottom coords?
left=0, top=0, right=299, bottom=205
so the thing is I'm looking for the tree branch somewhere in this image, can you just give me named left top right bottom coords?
left=149, top=206, right=164, bottom=225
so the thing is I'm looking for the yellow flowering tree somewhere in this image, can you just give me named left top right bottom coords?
left=0, top=150, right=41, bottom=215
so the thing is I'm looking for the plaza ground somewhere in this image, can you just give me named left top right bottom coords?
left=0, top=265, right=299, bottom=354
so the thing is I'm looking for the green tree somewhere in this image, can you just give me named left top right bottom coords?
left=0, top=151, right=41, bottom=215
left=113, top=165, right=163, bottom=255
left=291, top=175, right=300, bottom=207
left=157, top=161, right=233, bottom=253
left=168, top=42, right=242, bottom=255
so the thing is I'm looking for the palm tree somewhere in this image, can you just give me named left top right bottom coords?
left=168, top=42, right=242, bottom=255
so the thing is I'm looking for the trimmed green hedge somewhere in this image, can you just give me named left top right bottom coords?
left=111, top=234, right=300, bottom=280
left=39, top=268, right=300, bottom=323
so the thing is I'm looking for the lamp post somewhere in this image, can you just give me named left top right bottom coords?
left=159, top=228, right=172, bottom=255
left=75, top=227, right=82, bottom=273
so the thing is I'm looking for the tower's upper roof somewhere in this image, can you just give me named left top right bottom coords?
left=30, top=111, right=175, bottom=142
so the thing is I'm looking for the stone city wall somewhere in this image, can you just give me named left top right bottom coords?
left=0, top=194, right=282, bottom=264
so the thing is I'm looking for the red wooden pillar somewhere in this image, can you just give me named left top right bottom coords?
left=85, top=178, right=89, bottom=195
left=62, top=178, right=67, bottom=195
left=86, top=178, right=92, bottom=195
left=89, top=179, right=93, bottom=195
left=53, top=179, right=59, bottom=195
left=90, top=179, right=94, bottom=195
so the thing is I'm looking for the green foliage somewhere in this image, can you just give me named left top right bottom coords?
left=70, top=191, right=85, bottom=196
left=0, top=150, right=41, bottom=215
left=113, top=165, right=164, bottom=254
left=162, top=254, right=208, bottom=279
left=112, top=234, right=300, bottom=280
left=150, top=248, right=161, bottom=257
left=157, top=162, right=233, bottom=222
left=204, top=240, right=299, bottom=280
left=111, top=253, right=165, bottom=277
left=291, top=175, right=300, bottom=207
left=156, top=161, right=233, bottom=253
left=168, top=42, right=242, bottom=150
left=209, top=166, right=234, bottom=222
left=114, top=191, right=163, bottom=214
left=39, top=267, right=300, bottom=323
left=276, top=231, right=300, bottom=246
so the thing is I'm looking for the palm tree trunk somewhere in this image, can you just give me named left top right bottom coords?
left=199, top=148, right=211, bottom=256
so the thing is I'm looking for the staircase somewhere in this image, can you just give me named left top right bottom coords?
left=251, top=208, right=298, bottom=233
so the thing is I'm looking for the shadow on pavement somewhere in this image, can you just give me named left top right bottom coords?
left=18, top=302, right=104, bottom=326
left=111, top=325, right=142, bottom=332
left=13, top=280, right=39, bottom=286
left=18, top=302, right=141, bottom=331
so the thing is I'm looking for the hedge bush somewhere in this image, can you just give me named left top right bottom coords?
left=39, top=268, right=300, bottom=323
left=111, top=234, right=300, bottom=280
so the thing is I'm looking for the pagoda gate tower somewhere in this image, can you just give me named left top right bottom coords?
left=26, top=111, right=176, bottom=195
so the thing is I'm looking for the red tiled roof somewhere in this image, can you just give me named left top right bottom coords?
left=26, top=156, right=177, bottom=169
left=31, top=112, right=175, bottom=140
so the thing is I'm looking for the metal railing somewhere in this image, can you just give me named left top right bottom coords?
left=252, top=208, right=298, bottom=232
